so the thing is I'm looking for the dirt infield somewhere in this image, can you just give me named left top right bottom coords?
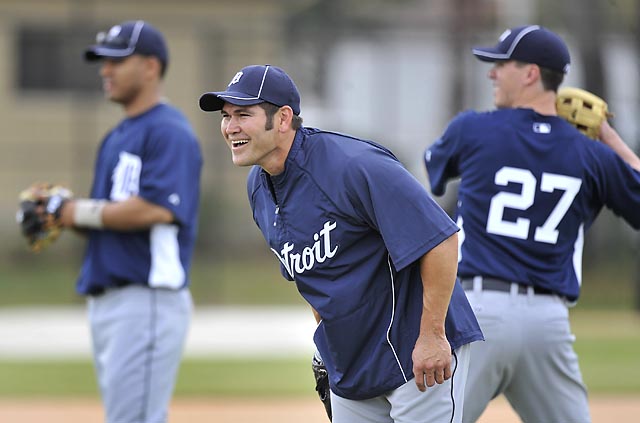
left=0, top=395, right=638, bottom=422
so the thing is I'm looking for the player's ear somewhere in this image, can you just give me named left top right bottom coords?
left=143, top=56, right=162, bottom=80
left=276, top=105, right=294, bottom=132
left=524, top=63, right=541, bottom=86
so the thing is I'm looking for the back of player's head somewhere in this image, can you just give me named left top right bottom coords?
left=199, top=64, right=301, bottom=115
left=84, top=20, right=168, bottom=76
left=472, top=25, right=570, bottom=74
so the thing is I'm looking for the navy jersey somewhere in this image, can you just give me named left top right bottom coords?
left=248, top=127, right=483, bottom=400
left=425, top=108, right=640, bottom=301
left=76, top=103, right=202, bottom=295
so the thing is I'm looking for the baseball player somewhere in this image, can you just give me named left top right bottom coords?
left=199, top=64, right=483, bottom=423
left=424, top=25, right=640, bottom=423
left=53, top=21, right=202, bottom=423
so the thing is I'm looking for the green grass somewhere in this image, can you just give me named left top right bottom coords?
left=571, top=309, right=640, bottom=393
left=0, top=310, right=638, bottom=398
left=577, top=338, right=640, bottom=393
left=175, top=358, right=316, bottom=397
left=0, top=260, right=83, bottom=306
left=0, top=358, right=316, bottom=398
left=0, top=361, right=98, bottom=397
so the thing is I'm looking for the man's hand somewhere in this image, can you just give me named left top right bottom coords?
left=16, top=182, right=73, bottom=252
left=412, top=333, right=452, bottom=391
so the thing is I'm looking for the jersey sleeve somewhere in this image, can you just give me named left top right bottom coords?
left=424, top=112, right=469, bottom=196
left=343, top=148, right=459, bottom=271
left=139, top=122, right=203, bottom=226
left=585, top=143, right=640, bottom=229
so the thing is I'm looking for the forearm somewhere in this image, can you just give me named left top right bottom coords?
left=599, top=121, right=640, bottom=172
left=60, top=196, right=174, bottom=231
left=411, top=232, right=458, bottom=390
left=418, top=233, right=458, bottom=336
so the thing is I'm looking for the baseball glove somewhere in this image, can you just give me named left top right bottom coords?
left=312, top=352, right=332, bottom=421
left=16, top=182, right=73, bottom=252
left=556, top=87, right=613, bottom=139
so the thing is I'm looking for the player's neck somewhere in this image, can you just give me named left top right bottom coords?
left=513, top=90, right=557, bottom=116
left=123, top=85, right=163, bottom=118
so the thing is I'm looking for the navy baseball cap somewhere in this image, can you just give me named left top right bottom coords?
left=84, top=20, right=168, bottom=68
left=472, top=25, right=570, bottom=74
left=199, top=64, right=301, bottom=115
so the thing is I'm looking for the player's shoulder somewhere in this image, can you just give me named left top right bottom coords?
left=450, top=107, right=520, bottom=126
left=152, top=103, right=192, bottom=125
left=293, top=127, right=405, bottom=190
left=300, top=127, right=398, bottom=165
left=572, top=131, right=622, bottom=167
left=146, top=104, right=198, bottom=140
left=550, top=118, right=614, bottom=155
left=442, top=108, right=504, bottom=136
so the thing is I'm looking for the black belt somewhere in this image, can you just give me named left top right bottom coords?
left=87, top=280, right=132, bottom=297
left=460, top=277, right=554, bottom=296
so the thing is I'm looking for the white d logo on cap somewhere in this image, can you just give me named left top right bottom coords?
left=229, top=71, right=243, bottom=86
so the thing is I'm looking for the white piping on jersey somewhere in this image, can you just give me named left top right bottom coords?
left=385, top=254, right=408, bottom=383
left=456, top=215, right=464, bottom=263
left=219, top=65, right=271, bottom=102
left=573, top=223, right=584, bottom=287
left=471, top=25, right=540, bottom=60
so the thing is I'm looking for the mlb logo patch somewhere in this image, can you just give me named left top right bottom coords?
left=533, top=122, right=551, bottom=134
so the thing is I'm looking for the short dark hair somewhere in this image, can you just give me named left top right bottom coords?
left=539, top=66, right=564, bottom=92
left=514, top=61, right=564, bottom=92
left=259, top=102, right=303, bottom=130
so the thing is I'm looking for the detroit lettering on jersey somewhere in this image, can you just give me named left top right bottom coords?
left=271, top=220, right=338, bottom=278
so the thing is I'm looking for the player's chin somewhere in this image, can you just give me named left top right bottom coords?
left=104, top=90, right=121, bottom=103
left=493, top=96, right=508, bottom=109
left=231, top=153, right=253, bottom=167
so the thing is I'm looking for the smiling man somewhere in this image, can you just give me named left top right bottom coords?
left=199, top=64, right=483, bottom=423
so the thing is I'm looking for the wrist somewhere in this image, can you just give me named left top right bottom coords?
left=73, top=199, right=107, bottom=229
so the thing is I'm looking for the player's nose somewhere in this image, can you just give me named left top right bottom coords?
left=223, top=116, right=241, bottom=134
left=99, top=61, right=113, bottom=77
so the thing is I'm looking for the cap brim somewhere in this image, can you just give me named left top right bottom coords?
left=84, top=45, right=134, bottom=61
left=471, top=46, right=508, bottom=62
left=199, top=91, right=264, bottom=112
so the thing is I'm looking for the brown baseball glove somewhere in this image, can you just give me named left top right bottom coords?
left=556, top=87, right=613, bottom=139
left=16, top=182, right=73, bottom=252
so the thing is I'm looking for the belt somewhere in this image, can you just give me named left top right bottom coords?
left=460, top=276, right=554, bottom=296
left=87, top=281, right=132, bottom=297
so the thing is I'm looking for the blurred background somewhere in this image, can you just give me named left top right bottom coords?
left=0, top=0, right=638, bottom=309
left=0, top=0, right=639, bottom=419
